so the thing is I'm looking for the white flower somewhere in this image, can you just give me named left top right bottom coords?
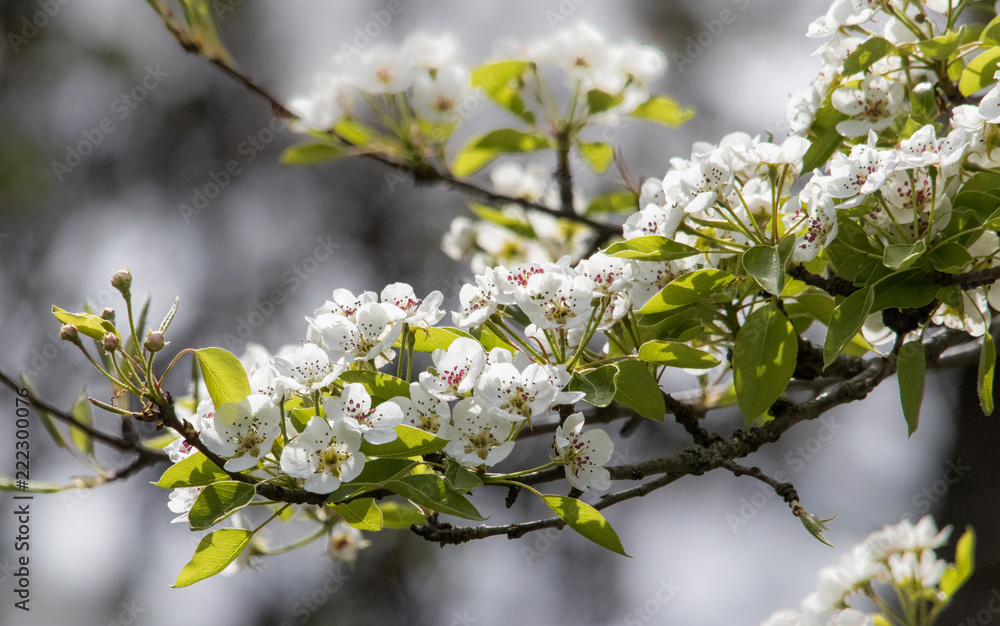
left=438, top=397, right=514, bottom=467
left=551, top=413, right=613, bottom=492
left=401, top=31, right=461, bottom=73
left=807, top=0, right=883, bottom=38
left=201, top=394, right=281, bottom=472
left=675, top=152, right=735, bottom=215
left=442, top=216, right=478, bottom=261
left=288, top=73, right=355, bottom=131
left=452, top=274, right=499, bottom=329
left=639, top=177, right=664, bottom=207
left=623, top=202, right=683, bottom=240
left=491, top=162, right=549, bottom=202
left=978, top=71, right=1000, bottom=123
left=392, top=382, right=451, bottom=435
left=475, top=350, right=560, bottom=423
left=323, top=383, right=403, bottom=445
left=863, top=516, right=952, bottom=562
left=326, top=520, right=371, bottom=567
left=165, top=399, right=214, bottom=462
left=348, top=44, right=415, bottom=93
left=534, top=22, right=609, bottom=81
left=576, top=252, right=636, bottom=298
left=830, top=609, right=874, bottom=626
left=514, top=268, right=595, bottom=330
left=380, top=282, right=445, bottom=327
left=315, top=302, right=405, bottom=364
left=410, top=65, right=469, bottom=122
left=273, top=342, right=346, bottom=395
left=896, top=124, right=967, bottom=170
left=314, top=288, right=378, bottom=322
left=825, top=131, right=897, bottom=206
left=419, top=337, right=487, bottom=400
left=167, top=487, right=202, bottom=523
left=785, top=179, right=838, bottom=262
left=280, top=416, right=366, bottom=494
left=832, top=76, right=905, bottom=138
left=247, top=355, right=288, bottom=403
left=888, top=549, right=946, bottom=588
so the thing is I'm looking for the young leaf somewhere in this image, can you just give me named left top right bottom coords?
left=897, top=341, right=925, bottom=437
left=280, top=142, right=347, bottom=166
left=629, top=95, right=695, bottom=127
left=733, top=303, right=797, bottom=426
left=172, top=528, right=253, bottom=588
left=359, top=425, right=449, bottom=458
left=940, top=527, right=976, bottom=597
left=339, top=371, right=411, bottom=404
left=52, top=306, right=118, bottom=341
left=444, top=459, right=484, bottom=493
left=586, top=89, right=624, bottom=115
left=470, top=60, right=534, bottom=123
left=882, top=241, right=925, bottom=271
left=154, top=451, right=229, bottom=489
left=578, top=141, right=614, bottom=173
left=452, top=129, right=554, bottom=177
left=332, top=498, right=383, bottom=531
left=960, top=47, right=1000, bottom=96
left=638, top=340, right=720, bottom=369
left=568, top=366, right=617, bottom=408
left=742, top=244, right=787, bottom=296
left=470, top=204, right=535, bottom=238
left=613, top=360, right=665, bottom=421
left=392, top=326, right=474, bottom=353
left=540, top=495, right=629, bottom=557
left=378, top=501, right=427, bottom=529
left=824, top=287, right=874, bottom=368
left=70, top=391, right=95, bottom=457
left=978, top=332, right=995, bottom=416
left=386, top=475, right=487, bottom=521
left=585, top=190, right=636, bottom=215
left=842, top=37, right=894, bottom=75
left=638, top=269, right=735, bottom=315
left=605, top=236, right=700, bottom=262
left=188, top=481, right=256, bottom=531
left=196, top=347, right=252, bottom=408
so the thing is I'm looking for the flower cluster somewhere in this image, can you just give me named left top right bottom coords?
left=761, top=516, right=966, bottom=626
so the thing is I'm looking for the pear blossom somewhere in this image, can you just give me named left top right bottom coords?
left=785, top=180, right=838, bottom=262
left=410, top=65, right=469, bottom=123
left=348, top=44, right=415, bottom=93
left=825, top=131, right=897, bottom=207
left=491, top=162, right=549, bottom=202
left=978, top=71, right=1000, bottom=123
left=830, top=609, right=873, bottom=626
left=419, top=337, right=487, bottom=400
left=551, top=413, right=614, bottom=492
left=380, top=282, right=445, bottom=327
left=896, top=124, right=968, bottom=170
left=575, top=252, right=636, bottom=298
left=313, top=288, right=378, bottom=322
left=402, top=31, right=462, bottom=73
left=167, top=487, right=202, bottom=523
left=888, top=549, right=946, bottom=588
left=288, top=73, right=355, bottom=131
left=165, top=399, right=214, bottom=462
left=474, top=349, right=560, bottom=423
left=807, top=0, right=884, bottom=38
left=391, top=382, right=451, bottom=434
left=273, top=342, right=346, bottom=395
left=441, top=216, right=478, bottom=261
left=674, top=152, right=735, bottom=215
left=438, top=397, right=514, bottom=467
left=280, top=416, right=366, bottom=494
left=623, top=202, right=684, bottom=240
left=327, top=520, right=372, bottom=567
left=323, top=383, right=403, bottom=445
left=863, top=515, right=952, bottom=562
left=514, top=268, right=595, bottom=330
left=201, top=394, right=281, bottom=472
left=832, top=76, right=904, bottom=138
left=639, top=177, right=664, bottom=207
left=315, top=302, right=405, bottom=364
left=452, top=272, right=499, bottom=328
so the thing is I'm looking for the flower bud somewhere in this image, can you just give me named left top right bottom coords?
left=143, top=330, right=167, bottom=353
left=103, top=333, right=119, bottom=353
left=111, top=269, right=132, bottom=298
left=100, top=308, right=116, bottom=324
left=60, top=324, right=79, bottom=343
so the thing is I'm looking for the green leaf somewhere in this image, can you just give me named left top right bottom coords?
left=983, top=16, right=1000, bottom=46
left=52, top=306, right=118, bottom=341
left=378, top=500, right=427, bottom=529
left=188, top=481, right=256, bottom=531
left=638, top=269, right=735, bottom=314
left=629, top=95, right=695, bottom=127
left=70, top=391, right=95, bottom=457
left=470, top=204, right=535, bottom=238
left=172, top=529, right=253, bottom=588
left=929, top=242, right=973, bottom=273
left=339, top=371, right=411, bottom=404
left=979, top=333, right=995, bottom=416
left=586, top=89, right=624, bottom=115
left=842, top=37, right=894, bottom=75
left=824, top=287, right=874, bottom=368
left=332, top=498, right=383, bottom=531
left=578, top=141, right=614, bottom=173
left=897, top=341, right=925, bottom=437
left=540, top=495, right=629, bottom=557
left=177, top=0, right=231, bottom=64
left=802, top=104, right=847, bottom=173
left=568, top=366, right=617, bottom=407
left=586, top=190, right=637, bottom=215
left=20, top=374, right=67, bottom=449
left=605, top=236, right=701, bottom=262
left=444, top=459, right=483, bottom=493
left=196, top=347, right=251, bottom=408
left=882, top=241, right=925, bottom=271
left=613, top=360, right=665, bottom=421
left=394, top=326, right=475, bottom=354
left=386, top=475, right=487, bottom=520
left=940, top=527, right=976, bottom=597
left=476, top=325, right=514, bottom=354
left=154, top=451, right=229, bottom=489
left=960, top=47, right=1000, bottom=96
left=733, top=303, right=798, bottom=426
left=638, top=340, right=720, bottom=369
left=470, top=60, right=534, bottom=123
left=360, top=425, right=449, bottom=459
left=742, top=243, right=790, bottom=296
left=324, top=458, right=418, bottom=503
left=280, top=142, right=347, bottom=165
left=870, top=271, right=939, bottom=312
left=452, top=129, right=554, bottom=177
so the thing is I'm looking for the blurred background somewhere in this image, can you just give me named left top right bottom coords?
left=0, top=1, right=997, bottom=624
